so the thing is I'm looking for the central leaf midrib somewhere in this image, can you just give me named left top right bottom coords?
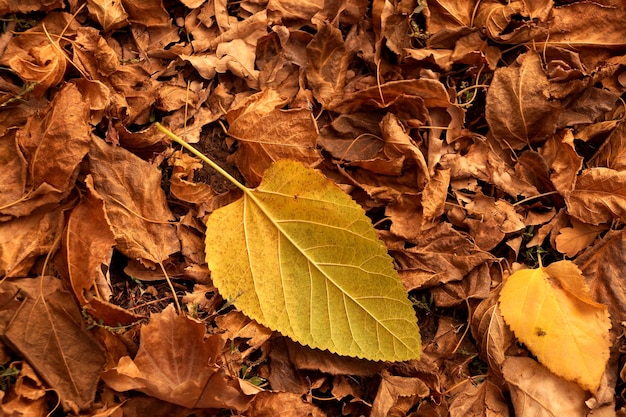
left=243, top=188, right=414, bottom=355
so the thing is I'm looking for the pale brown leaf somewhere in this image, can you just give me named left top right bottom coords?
left=87, top=0, right=128, bottom=31
left=566, top=168, right=626, bottom=225
left=486, top=50, right=560, bottom=150
left=5, top=288, right=106, bottom=411
left=88, top=137, right=180, bottom=264
left=101, top=305, right=251, bottom=410
left=502, top=357, right=588, bottom=417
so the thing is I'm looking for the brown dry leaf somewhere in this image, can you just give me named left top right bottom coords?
left=463, top=194, right=525, bottom=251
left=474, top=0, right=550, bottom=44
left=5, top=288, right=106, bottom=411
left=439, top=136, right=539, bottom=198
left=486, top=50, right=560, bottom=151
left=430, top=263, right=491, bottom=307
left=0, top=131, right=27, bottom=214
left=555, top=218, right=606, bottom=258
left=121, top=0, right=170, bottom=27
left=102, top=305, right=251, bottom=410
left=8, top=43, right=67, bottom=97
left=576, top=229, right=626, bottom=332
left=2, top=83, right=91, bottom=218
left=169, top=150, right=217, bottom=205
left=470, top=288, right=517, bottom=384
left=390, top=222, right=493, bottom=290
left=589, top=119, right=626, bottom=170
left=305, top=21, right=350, bottom=109
left=0, top=362, right=48, bottom=417
left=87, top=0, right=129, bottom=31
left=540, top=129, right=583, bottom=196
left=422, top=168, right=450, bottom=222
left=547, top=2, right=626, bottom=48
left=246, top=391, right=325, bottom=417
left=226, top=89, right=322, bottom=185
left=370, top=370, right=430, bottom=417
left=448, top=379, right=509, bottom=417
left=0, top=0, right=62, bottom=14
left=72, top=27, right=120, bottom=79
left=502, top=356, right=589, bottom=417
left=88, top=137, right=180, bottom=265
left=566, top=168, right=626, bottom=225
left=0, top=207, right=64, bottom=278
left=424, top=0, right=476, bottom=45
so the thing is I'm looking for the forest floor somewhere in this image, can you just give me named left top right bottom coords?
left=0, top=0, right=626, bottom=416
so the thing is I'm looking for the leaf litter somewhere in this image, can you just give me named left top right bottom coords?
left=0, top=0, right=625, bottom=416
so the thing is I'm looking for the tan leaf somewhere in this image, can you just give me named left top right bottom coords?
left=64, top=180, right=115, bottom=306
left=0, top=131, right=27, bottom=211
left=541, top=130, right=583, bottom=196
left=0, top=362, right=48, bottom=416
left=88, top=137, right=180, bottom=264
left=576, top=229, right=626, bottom=331
left=72, top=27, right=120, bottom=78
left=422, top=168, right=450, bottom=222
left=305, top=21, right=350, bottom=108
left=87, top=0, right=129, bottom=31
left=0, top=0, right=62, bottom=14
left=121, top=0, right=170, bottom=27
left=267, top=0, right=324, bottom=22
left=464, top=194, right=525, bottom=251
left=566, top=168, right=626, bottom=225
left=547, top=2, right=626, bottom=48
left=431, top=263, right=491, bottom=307
left=555, top=218, right=606, bottom=257
left=8, top=44, right=66, bottom=96
left=101, top=305, right=251, bottom=410
left=246, top=392, right=325, bottom=417
left=486, top=50, right=560, bottom=150
left=470, top=288, right=516, bottom=384
left=5, top=288, right=106, bottom=411
left=439, top=136, right=539, bottom=198
left=391, top=222, right=493, bottom=290
left=227, top=89, right=322, bottom=186
left=370, top=370, right=430, bottom=417
left=0, top=207, right=64, bottom=278
left=448, top=379, right=509, bottom=417
left=215, top=39, right=260, bottom=88
left=589, top=119, right=626, bottom=170
left=502, top=357, right=588, bottom=417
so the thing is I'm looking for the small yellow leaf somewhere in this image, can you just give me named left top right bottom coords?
left=498, top=260, right=611, bottom=392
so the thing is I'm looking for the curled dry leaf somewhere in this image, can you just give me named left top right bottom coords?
left=88, top=137, right=180, bottom=265
left=448, top=379, right=510, bottom=417
left=226, top=89, right=322, bottom=186
left=555, top=218, right=606, bottom=258
left=102, top=305, right=251, bottom=410
left=486, top=50, right=560, bottom=151
left=566, top=168, right=626, bottom=225
left=87, top=0, right=129, bottom=31
left=370, top=370, right=430, bottom=417
left=5, top=288, right=106, bottom=411
left=502, top=357, right=588, bottom=417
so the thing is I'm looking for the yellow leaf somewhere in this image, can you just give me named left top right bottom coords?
left=205, top=159, right=421, bottom=361
left=498, top=260, right=611, bottom=392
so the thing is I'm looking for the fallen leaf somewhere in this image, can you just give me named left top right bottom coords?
left=575, top=229, right=626, bottom=332
left=5, top=288, right=106, bottom=411
left=226, top=89, right=322, bottom=186
left=566, top=168, right=626, bottom=225
left=0, top=362, right=48, bottom=417
left=391, top=222, right=493, bottom=290
left=499, top=260, right=611, bottom=392
left=448, top=379, right=510, bottom=417
left=555, top=218, right=606, bottom=257
left=305, top=21, right=350, bottom=108
left=88, top=137, right=180, bottom=265
left=486, top=50, right=560, bottom=151
left=87, top=0, right=129, bottom=31
left=246, top=391, right=325, bottom=417
left=502, top=356, right=589, bottom=417
left=370, top=370, right=429, bottom=417
left=206, top=159, right=421, bottom=361
left=101, top=305, right=251, bottom=410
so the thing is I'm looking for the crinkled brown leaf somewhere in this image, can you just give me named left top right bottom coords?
left=370, top=370, right=430, bottom=417
left=566, top=168, right=626, bottom=225
left=88, top=137, right=180, bottom=264
left=5, top=288, right=106, bottom=411
left=589, top=119, right=626, bottom=170
left=486, top=51, right=560, bottom=150
left=448, top=379, right=509, bottom=417
left=390, top=222, right=493, bottom=290
left=502, top=357, right=588, bottom=417
left=101, top=305, right=251, bottom=410
left=226, top=89, right=322, bottom=185
left=246, top=391, right=325, bottom=417
left=87, top=0, right=129, bottom=31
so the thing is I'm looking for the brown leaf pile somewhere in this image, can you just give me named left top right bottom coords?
left=0, top=0, right=625, bottom=416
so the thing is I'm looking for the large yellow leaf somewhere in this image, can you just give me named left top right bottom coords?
left=498, top=260, right=611, bottom=392
left=205, top=159, right=421, bottom=361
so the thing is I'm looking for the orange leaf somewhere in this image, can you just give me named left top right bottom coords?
left=499, top=260, right=611, bottom=392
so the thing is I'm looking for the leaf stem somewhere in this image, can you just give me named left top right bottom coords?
left=155, top=122, right=248, bottom=193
